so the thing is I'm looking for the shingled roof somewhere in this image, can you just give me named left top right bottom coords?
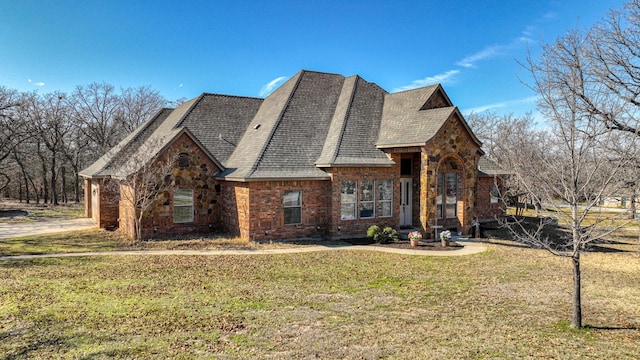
left=376, top=85, right=481, bottom=149
left=478, top=156, right=511, bottom=176
left=79, top=107, right=173, bottom=178
left=81, top=70, right=482, bottom=182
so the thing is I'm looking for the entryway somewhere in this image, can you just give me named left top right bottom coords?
left=399, top=178, right=412, bottom=227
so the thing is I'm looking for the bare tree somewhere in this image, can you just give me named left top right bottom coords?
left=117, top=86, right=166, bottom=134
left=511, top=27, right=640, bottom=329
left=0, top=86, right=27, bottom=193
left=68, top=82, right=122, bottom=154
left=106, top=139, right=175, bottom=241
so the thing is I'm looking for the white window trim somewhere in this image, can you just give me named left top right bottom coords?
left=359, top=180, right=375, bottom=219
left=377, top=179, right=393, bottom=218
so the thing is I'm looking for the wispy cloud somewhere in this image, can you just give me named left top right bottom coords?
left=259, top=76, right=287, bottom=97
left=27, top=78, right=45, bottom=86
left=456, top=45, right=506, bottom=68
left=462, top=96, right=538, bottom=114
left=393, top=70, right=460, bottom=92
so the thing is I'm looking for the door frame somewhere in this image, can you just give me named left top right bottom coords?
left=399, top=178, right=412, bottom=226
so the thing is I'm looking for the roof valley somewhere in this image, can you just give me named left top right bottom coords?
left=315, top=75, right=359, bottom=166
left=246, top=71, right=306, bottom=178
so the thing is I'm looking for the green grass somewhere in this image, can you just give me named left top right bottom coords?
left=1, top=239, right=639, bottom=358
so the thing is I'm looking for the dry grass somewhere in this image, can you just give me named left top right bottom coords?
left=1, top=237, right=639, bottom=359
left=0, top=200, right=84, bottom=224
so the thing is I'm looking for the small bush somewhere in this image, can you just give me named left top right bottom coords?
left=367, top=225, right=399, bottom=244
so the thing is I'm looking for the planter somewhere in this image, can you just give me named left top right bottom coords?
left=410, top=238, right=419, bottom=247
left=441, top=238, right=450, bottom=247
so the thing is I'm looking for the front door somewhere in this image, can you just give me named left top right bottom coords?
left=400, top=178, right=412, bottom=226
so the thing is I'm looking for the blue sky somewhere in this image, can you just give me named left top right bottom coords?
left=0, top=0, right=626, bottom=117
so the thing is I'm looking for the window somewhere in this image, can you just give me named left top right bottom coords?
left=400, top=158, right=412, bottom=176
left=173, top=189, right=194, bottom=223
left=490, top=183, right=500, bottom=204
left=437, top=173, right=458, bottom=218
left=437, top=173, right=443, bottom=218
left=445, top=173, right=458, bottom=218
left=178, top=153, right=190, bottom=168
left=359, top=180, right=374, bottom=218
left=284, top=190, right=302, bottom=225
left=377, top=179, right=393, bottom=217
left=341, top=180, right=357, bottom=220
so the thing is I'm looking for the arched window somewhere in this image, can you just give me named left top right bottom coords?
left=178, top=153, right=189, bottom=168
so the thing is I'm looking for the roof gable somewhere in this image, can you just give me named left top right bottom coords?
left=177, top=94, right=262, bottom=166
left=420, top=85, right=453, bottom=110
left=79, top=107, right=173, bottom=178
left=377, top=85, right=481, bottom=149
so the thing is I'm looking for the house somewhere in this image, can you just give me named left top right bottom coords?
left=476, top=156, right=510, bottom=220
left=80, top=70, right=504, bottom=241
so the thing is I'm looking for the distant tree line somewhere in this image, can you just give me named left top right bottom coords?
left=0, top=82, right=179, bottom=205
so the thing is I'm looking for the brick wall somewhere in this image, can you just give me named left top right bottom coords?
left=90, top=178, right=119, bottom=229
left=325, top=164, right=400, bottom=239
left=246, top=180, right=331, bottom=242
left=475, top=176, right=506, bottom=220
left=220, top=182, right=250, bottom=239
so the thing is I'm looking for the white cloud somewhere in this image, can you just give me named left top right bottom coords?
left=393, top=70, right=460, bottom=92
left=456, top=45, right=504, bottom=68
left=27, top=79, right=45, bottom=86
left=259, top=76, right=287, bottom=97
left=462, top=96, right=538, bottom=114
left=178, top=83, right=183, bottom=88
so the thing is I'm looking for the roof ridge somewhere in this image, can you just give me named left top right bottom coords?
left=333, top=76, right=359, bottom=164
left=200, top=92, right=264, bottom=100
left=247, top=70, right=306, bottom=177
left=390, top=83, right=439, bottom=95
left=176, top=94, right=206, bottom=128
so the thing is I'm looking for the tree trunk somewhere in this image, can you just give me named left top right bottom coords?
left=61, top=166, right=67, bottom=203
left=571, top=253, right=582, bottom=328
left=50, top=155, right=59, bottom=205
left=41, top=162, right=48, bottom=204
left=73, top=169, right=80, bottom=203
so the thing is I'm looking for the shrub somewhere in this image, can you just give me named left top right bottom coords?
left=367, top=225, right=399, bottom=244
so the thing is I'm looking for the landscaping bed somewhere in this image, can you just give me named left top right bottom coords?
left=343, top=237, right=464, bottom=250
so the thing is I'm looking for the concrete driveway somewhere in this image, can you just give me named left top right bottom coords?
left=0, top=218, right=96, bottom=239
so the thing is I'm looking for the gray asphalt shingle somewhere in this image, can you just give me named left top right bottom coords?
left=82, top=70, right=481, bottom=182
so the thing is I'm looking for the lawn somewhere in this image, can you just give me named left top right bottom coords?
left=0, top=200, right=84, bottom=224
left=1, top=235, right=639, bottom=358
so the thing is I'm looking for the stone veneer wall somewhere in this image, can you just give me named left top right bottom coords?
left=118, top=133, right=222, bottom=239
left=420, top=112, right=481, bottom=235
left=475, top=176, right=506, bottom=220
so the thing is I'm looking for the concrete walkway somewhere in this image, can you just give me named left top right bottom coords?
left=0, top=239, right=486, bottom=261
left=0, top=217, right=486, bottom=260
left=0, top=218, right=97, bottom=240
